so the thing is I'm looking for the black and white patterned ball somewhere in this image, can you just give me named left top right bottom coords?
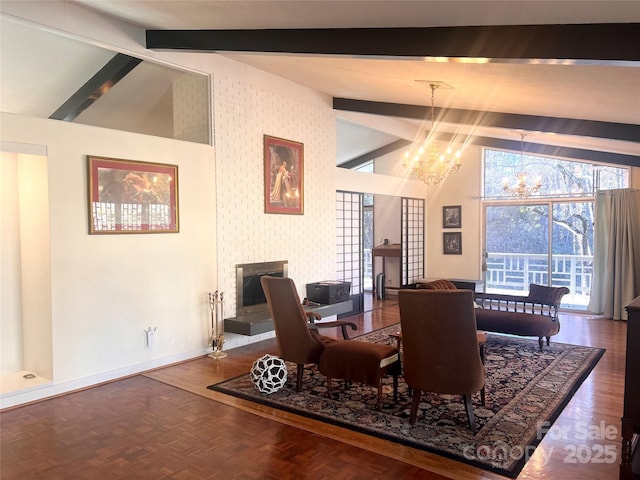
left=250, top=354, right=288, bottom=394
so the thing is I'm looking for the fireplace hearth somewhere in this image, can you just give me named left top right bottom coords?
left=225, top=260, right=354, bottom=336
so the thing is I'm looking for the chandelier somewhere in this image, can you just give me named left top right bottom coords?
left=402, top=82, right=463, bottom=184
left=502, top=132, right=542, bottom=199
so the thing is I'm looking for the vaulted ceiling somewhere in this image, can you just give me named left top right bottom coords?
left=2, top=1, right=639, bottom=166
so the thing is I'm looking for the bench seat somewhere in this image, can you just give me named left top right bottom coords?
left=474, top=308, right=561, bottom=350
left=417, top=280, right=569, bottom=350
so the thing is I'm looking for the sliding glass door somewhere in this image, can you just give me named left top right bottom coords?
left=484, top=200, right=594, bottom=309
left=550, top=202, right=594, bottom=309
left=484, top=204, right=549, bottom=294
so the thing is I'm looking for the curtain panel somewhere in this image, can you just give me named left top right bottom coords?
left=588, top=189, right=640, bottom=320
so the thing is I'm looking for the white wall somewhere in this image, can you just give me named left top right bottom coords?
left=335, top=168, right=426, bottom=198
left=425, top=144, right=483, bottom=281
left=18, top=153, right=53, bottom=379
left=0, top=153, right=23, bottom=374
left=0, top=2, right=352, bottom=407
left=1, top=114, right=217, bottom=407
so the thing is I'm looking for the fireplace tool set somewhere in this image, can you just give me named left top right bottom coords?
left=208, top=291, right=227, bottom=359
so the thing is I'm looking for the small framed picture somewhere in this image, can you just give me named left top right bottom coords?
left=443, top=205, right=461, bottom=228
left=443, top=232, right=462, bottom=255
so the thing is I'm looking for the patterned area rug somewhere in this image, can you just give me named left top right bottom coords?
left=208, top=326, right=604, bottom=478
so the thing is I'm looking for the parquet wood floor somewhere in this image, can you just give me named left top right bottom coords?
left=0, top=297, right=627, bottom=480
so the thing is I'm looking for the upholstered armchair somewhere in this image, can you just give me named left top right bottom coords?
left=398, top=289, right=485, bottom=431
left=261, top=276, right=400, bottom=408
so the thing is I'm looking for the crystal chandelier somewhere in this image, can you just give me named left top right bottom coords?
left=402, top=82, right=463, bottom=184
left=502, top=132, right=542, bottom=199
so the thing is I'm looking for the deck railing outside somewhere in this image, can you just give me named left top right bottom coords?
left=363, top=250, right=592, bottom=309
left=486, top=252, right=592, bottom=309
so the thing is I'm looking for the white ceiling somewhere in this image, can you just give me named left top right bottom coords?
left=3, top=1, right=640, bottom=164
left=69, top=0, right=639, bottom=30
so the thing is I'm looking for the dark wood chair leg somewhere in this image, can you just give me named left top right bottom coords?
left=546, top=335, right=551, bottom=346
left=538, top=337, right=544, bottom=351
left=393, top=374, right=398, bottom=402
left=326, top=377, right=333, bottom=398
left=377, top=380, right=382, bottom=410
left=478, top=344, right=486, bottom=406
left=463, top=394, right=476, bottom=433
left=409, top=390, right=422, bottom=425
left=295, top=364, right=304, bottom=391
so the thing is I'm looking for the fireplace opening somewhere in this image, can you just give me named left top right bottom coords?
left=236, top=260, right=288, bottom=316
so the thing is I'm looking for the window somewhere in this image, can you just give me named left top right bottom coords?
left=484, top=149, right=628, bottom=199
left=353, top=160, right=374, bottom=173
left=483, top=148, right=629, bottom=310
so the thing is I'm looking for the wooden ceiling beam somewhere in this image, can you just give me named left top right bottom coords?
left=332, top=98, right=640, bottom=145
left=146, top=24, right=640, bottom=63
left=49, top=53, right=142, bottom=122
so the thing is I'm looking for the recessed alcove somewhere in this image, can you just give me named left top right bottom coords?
left=0, top=148, right=53, bottom=397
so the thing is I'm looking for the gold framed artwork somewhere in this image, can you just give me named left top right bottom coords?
left=87, top=155, right=179, bottom=234
left=264, top=135, right=304, bottom=215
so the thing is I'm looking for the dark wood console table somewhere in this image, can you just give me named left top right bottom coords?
left=372, top=244, right=401, bottom=296
left=621, top=295, right=640, bottom=479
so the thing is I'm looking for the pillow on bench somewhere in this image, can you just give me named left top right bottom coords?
left=416, top=279, right=480, bottom=307
left=526, top=283, right=570, bottom=309
left=416, top=279, right=458, bottom=290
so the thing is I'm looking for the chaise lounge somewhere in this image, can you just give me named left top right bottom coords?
left=417, top=280, right=569, bottom=350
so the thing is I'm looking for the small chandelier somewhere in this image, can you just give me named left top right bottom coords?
left=502, top=132, right=542, bottom=199
left=402, top=82, right=463, bottom=184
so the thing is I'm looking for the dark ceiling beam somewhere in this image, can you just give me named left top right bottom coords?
left=339, top=134, right=639, bottom=168
left=146, top=24, right=639, bottom=166
left=49, top=54, right=142, bottom=122
left=339, top=139, right=411, bottom=169
left=146, top=24, right=640, bottom=63
left=333, top=97, right=640, bottom=144
left=474, top=136, right=640, bottom=168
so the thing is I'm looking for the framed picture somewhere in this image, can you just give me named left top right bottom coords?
left=443, top=232, right=462, bottom=255
left=443, top=205, right=462, bottom=228
left=264, top=135, right=304, bottom=215
left=87, top=156, right=179, bottom=234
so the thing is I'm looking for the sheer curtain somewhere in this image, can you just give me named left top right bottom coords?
left=588, top=189, right=640, bottom=320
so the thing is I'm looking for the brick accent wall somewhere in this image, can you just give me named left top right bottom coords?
left=213, top=76, right=336, bottom=316
left=172, top=72, right=210, bottom=144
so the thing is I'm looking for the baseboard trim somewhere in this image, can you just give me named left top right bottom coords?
left=0, top=347, right=210, bottom=410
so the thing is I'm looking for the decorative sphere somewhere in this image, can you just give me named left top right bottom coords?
left=250, top=354, right=288, bottom=394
